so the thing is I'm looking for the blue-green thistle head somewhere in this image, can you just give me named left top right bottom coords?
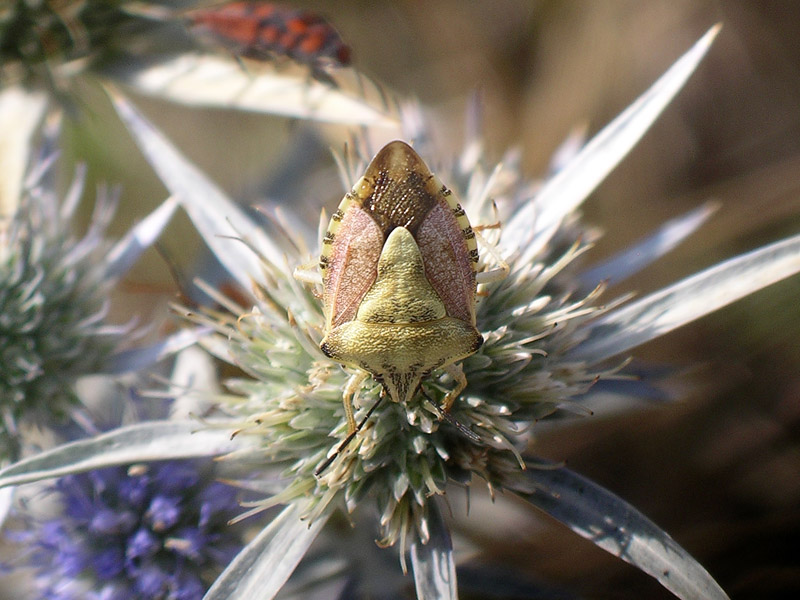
left=0, top=163, right=124, bottom=461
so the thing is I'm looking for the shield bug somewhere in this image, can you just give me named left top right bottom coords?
left=312, top=141, right=484, bottom=471
left=187, top=2, right=351, bottom=71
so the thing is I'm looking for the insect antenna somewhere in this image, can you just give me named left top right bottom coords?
left=315, top=391, right=385, bottom=476
left=420, top=389, right=482, bottom=444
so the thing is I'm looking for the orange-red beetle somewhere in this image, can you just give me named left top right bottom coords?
left=188, top=2, right=351, bottom=69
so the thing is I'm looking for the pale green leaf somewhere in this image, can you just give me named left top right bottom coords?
left=571, top=231, right=800, bottom=363
left=510, top=24, right=721, bottom=265
left=105, top=195, right=179, bottom=278
left=0, top=421, right=242, bottom=488
left=108, top=53, right=400, bottom=127
left=510, top=463, right=730, bottom=600
left=109, top=89, right=283, bottom=290
left=0, top=86, right=48, bottom=218
left=410, top=500, right=458, bottom=600
left=0, top=486, right=14, bottom=529
left=204, top=502, right=327, bottom=600
left=579, top=202, right=719, bottom=287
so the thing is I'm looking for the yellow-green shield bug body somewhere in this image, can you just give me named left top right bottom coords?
left=319, top=141, right=483, bottom=445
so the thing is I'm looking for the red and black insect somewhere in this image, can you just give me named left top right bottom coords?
left=187, top=2, right=351, bottom=71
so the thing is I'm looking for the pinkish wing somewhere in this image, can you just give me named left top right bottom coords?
left=323, top=204, right=383, bottom=328
left=416, top=201, right=476, bottom=324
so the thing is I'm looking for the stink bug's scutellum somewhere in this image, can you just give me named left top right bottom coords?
left=302, top=141, right=491, bottom=475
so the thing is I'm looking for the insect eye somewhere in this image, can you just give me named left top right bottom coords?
left=319, top=342, right=333, bottom=357
left=474, top=335, right=484, bottom=351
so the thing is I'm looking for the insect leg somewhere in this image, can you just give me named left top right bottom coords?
left=440, top=363, right=467, bottom=412
left=315, top=388, right=384, bottom=476
left=342, top=369, right=368, bottom=434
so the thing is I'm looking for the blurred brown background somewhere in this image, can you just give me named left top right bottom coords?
left=64, top=1, right=800, bottom=598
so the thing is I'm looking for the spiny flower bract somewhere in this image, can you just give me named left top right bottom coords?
left=19, top=460, right=245, bottom=600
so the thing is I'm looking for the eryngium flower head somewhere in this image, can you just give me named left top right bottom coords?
left=203, top=135, right=604, bottom=556
left=21, top=461, right=244, bottom=600
left=0, top=165, right=124, bottom=461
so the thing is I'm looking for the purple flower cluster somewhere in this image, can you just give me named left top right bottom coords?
left=25, top=461, right=244, bottom=600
